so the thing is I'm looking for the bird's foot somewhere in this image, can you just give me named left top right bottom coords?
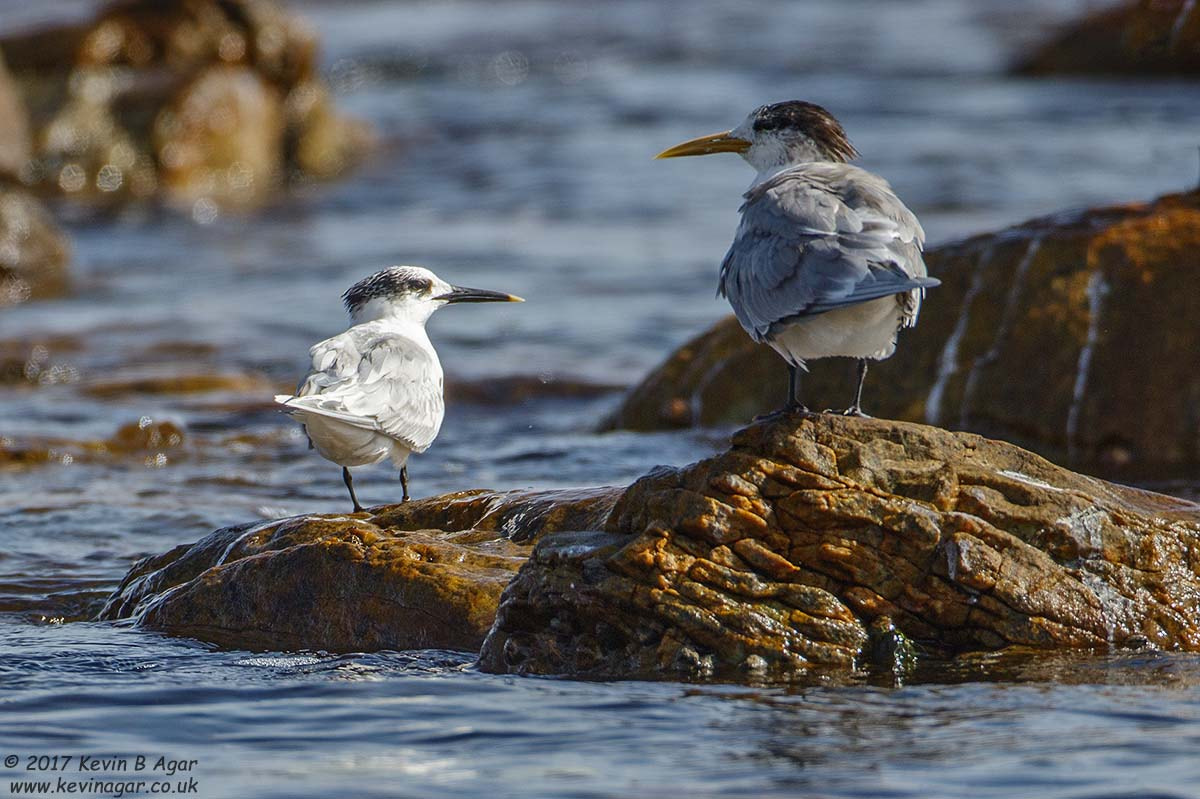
left=351, top=503, right=365, bottom=513
left=822, top=406, right=871, bottom=418
left=754, top=404, right=812, bottom=422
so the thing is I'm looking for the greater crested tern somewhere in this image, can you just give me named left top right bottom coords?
left=657, top=100, right=940, bottom=416
left=275, top=266, right=523, bottom=512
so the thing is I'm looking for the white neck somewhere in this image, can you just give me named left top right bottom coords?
left=350, top=297, right=439, bottom=327
left=741, top=133, right=832, bottom=187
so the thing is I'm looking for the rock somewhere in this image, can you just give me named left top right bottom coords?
left=98, top=487, right=621, bottom=651
left=0, top=0, right=368, bottom=208
left=1, top=416, right=186, bottom=470
left=1016, top=0, right=1200, bottom=76
left=0, top=48, right=71, bottom=305
left=606, top=190, right=1200, bottom=473
left=80, top=368, right=275, bottom=398
left=0, top=183, right=71, bottom=306
left=0, top=49, right=32, bottom=178
left=480, top=414, right=1200, bottom=680
left=153, top=65, right=284, bottom=206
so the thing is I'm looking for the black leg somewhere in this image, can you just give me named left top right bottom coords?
left=844, top=359, right=869, bottom=417
left=757, top=364, right=810, bottom=421
left=786, top=364, right=810, bottom=413
left=400, top=465, right=410, bottom=502
left=343, top=467, right=364, bottom=513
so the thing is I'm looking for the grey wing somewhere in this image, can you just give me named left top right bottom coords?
left=282, top=331, right=445, bottom=453
left=719, top=164, right=939, bottom=342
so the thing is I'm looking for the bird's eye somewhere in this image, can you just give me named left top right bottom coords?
left=754, top=118, right=777, bottom=132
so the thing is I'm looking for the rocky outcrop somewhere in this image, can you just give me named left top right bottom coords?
left=481, top=414, right=1200, bottom=680
left=1, top=0, right=370, bottom=208
left=98, top=488, right=621, bottom=651
left=606, top=190, right=1200, bottom=473
left=104, top=414, right=1200, bottom=681
left=1017, top=0, right=1200, bottom=76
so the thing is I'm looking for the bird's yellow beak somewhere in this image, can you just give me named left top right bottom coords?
left=655, top=131, right=751, bottom=159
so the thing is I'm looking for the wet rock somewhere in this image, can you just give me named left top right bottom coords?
left=606, top=190, right=1200, bottom=473
left=1017, top=0, right=1200, bottom=76
left=0, top=184, right=71, bottom=306
left=0, top=416, right=186, bottom=470
left=99, top=488, right=621, bottom=652
left=1, top=0, right=369, bottom=208
left=480, top=414, right=1200, bottom=680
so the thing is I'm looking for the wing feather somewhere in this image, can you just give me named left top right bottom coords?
left=719, top=162, right=939, bottom=342
left=276, top=327, right=444, bottom=453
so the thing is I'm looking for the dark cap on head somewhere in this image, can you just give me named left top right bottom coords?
left=342, top=267, right=434, bottom=314
left=752, top=101, right=858, bottom=163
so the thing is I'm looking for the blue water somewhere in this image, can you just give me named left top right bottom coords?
left=4, top=0, right=1200, bottom=796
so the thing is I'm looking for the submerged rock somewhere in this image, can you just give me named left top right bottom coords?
left=481, top=415, right=1200, bottom=680
left=1, top=417, right=186, bottom=470
left=607, top=190, right=1200, bottom=473
left=1017, top=0, right=1200, bottom=76
left=99, top=488, right=621, bottom=651
left=1, top=0, right=370, bottom=208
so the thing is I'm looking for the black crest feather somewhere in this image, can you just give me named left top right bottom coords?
left=342, top=267, right=434, bottom=314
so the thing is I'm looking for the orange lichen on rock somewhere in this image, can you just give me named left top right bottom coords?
left=481, top=414, right=1200, bottom=680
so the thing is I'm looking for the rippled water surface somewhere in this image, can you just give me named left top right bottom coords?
left=4, top=1, right=1200, bottom=796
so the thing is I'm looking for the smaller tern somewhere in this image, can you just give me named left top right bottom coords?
left=275, top=266, right=523, bottom=512
left=657, top=100, right=940, bottom=417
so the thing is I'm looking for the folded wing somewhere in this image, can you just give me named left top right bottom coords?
left=275, top=328, right=445, bottom=454
left=719, top=162, right=939, bottom=342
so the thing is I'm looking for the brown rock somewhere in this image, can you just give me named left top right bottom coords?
left=1, top=417, right=187, bottom=471
left=606, top=190, right=1200, bottom=473
left=0, top=0, right=368, bottom=207
left=1017, top=0, right=1200, bottom=76
left=0, top=184, right=71, bottom=306
left=98, top=487, right=621, bottom=651
left=481, top=414, right=1200, bottom=680
left=153, top=65, right=284, bottom=206
left=80, top=369, right=274, bottom=398
left=0, top=49, right=32, bottom=178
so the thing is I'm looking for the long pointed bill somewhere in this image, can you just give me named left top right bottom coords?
left=655, top=130, right=751, bottom=159
left=437, top=286, right=524, bottom=304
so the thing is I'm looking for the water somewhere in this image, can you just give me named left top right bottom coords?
left=3, top=0, right=1200, bottom=796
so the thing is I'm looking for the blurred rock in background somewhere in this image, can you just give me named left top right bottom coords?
left=0, top=0, right=372, bottom=211
left=1017, top=0, right=1200, bottom=75
left=0, top=49, right=70, bottom=307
